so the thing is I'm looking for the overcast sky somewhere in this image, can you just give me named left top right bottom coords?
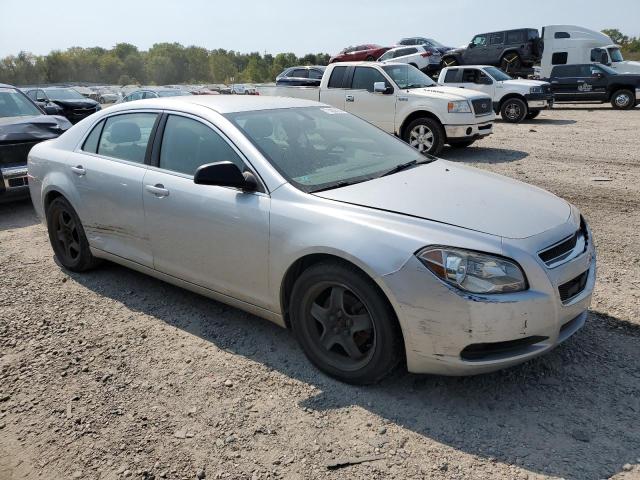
left=1, top=0, right=639, bottom=58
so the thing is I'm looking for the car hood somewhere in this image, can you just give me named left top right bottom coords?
left=406, top=85, right=490, bottom=101
left=614, top=61, right=640, bottom=73
left=501, top=79, right=549, bottom=88
left=313, top=160, right=571, bottom=239
left=0, top=114, right=72, bottom=143
left=51, top=98, right=99, bottom=108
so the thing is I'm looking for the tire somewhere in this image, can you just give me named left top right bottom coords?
left=365, top=55, right=375, bottom=61
left=442, top=56, right=458, bottom=67
left=402, top=117, right=445, bottom=156
left=289, top=261, right=403, bottom=384
left=448, top=139, right=475, bottom=148
left=500, top=53, right=522, bottom=73
left=610, top=89, right=635, bottom=110
left=526, top=110, right=541, bottom=120
left=46, top=197, right=100, bottom=272
left=500, top=97, right=528, bottom=123
left=409, top=63, right=418, bottom=69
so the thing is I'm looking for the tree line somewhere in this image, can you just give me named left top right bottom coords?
left=0, top=42, right=331, bottom=86
left=601, top=29, right=640, bottom=60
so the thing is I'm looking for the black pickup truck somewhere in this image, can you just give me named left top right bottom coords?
left=548, top=64, right=640, bottom=109
left=0, top=84, right=71, bottom=201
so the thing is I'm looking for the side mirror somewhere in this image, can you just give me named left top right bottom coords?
left=194, top=161, right=258, bottom=191
left=593, top=72, right=604, bottom=79
left=468, top=42, right=475, bottom=49
left=373, top=82, right=392, bottom=94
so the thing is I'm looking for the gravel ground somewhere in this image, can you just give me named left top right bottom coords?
left=1, top=104, right=639, bottom=480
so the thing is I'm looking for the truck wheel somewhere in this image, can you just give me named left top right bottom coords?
left=403, top=117, right=445, bottom=156
left=611, top=89, right=635, bottom=109
left=526, top=110, right=541, bottom=120
left=500, top=53, right=521, bottom=73
left=443, top=57, right=458, bottom=67
left=500, top=98, right=528, bottom=123
left=289, top=261, right=403, bottom=385
left=448, top=139, right=475, bottom=148
left=365, top=55, right=375, bottom=61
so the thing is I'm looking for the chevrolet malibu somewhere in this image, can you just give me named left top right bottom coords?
left=28, top=96, right=596, bottom=384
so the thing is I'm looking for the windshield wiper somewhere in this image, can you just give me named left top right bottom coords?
left=310, top=180, right=361, bottom=193
left=380, top=157, right=434, bottom=177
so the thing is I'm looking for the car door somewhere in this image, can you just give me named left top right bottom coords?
left=549, top=66, right=580, bottom=101
left=343, top=66, right=396, bottom=132
left=585, top=65, right=609, bottom=101
left=142, top=112, right=271, bottom=307
left=321, top=65, right=348, bottom=110
left=573, top=65, right=602, bottom=101
left=464, top=34, right=488, bottom=64
left=459, top=68, right=495, bottom=96
left=67, top=111, right=158, bottom=267
left=290, top=68, right=310, bottom=86
left=488, top=33, right=505, bottom=64
left=395, top=47, right=420, bottom=68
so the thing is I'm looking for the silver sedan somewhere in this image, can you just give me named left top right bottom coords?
left=28, top=95, right=596, bottom=384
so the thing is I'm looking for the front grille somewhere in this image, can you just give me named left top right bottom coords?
left=461, top=335, right=549, bottom=361
left=541, top=84, right=551, bottom=94
left=472, top=98, right=492, bottom=116
left=539, top=217, right=589, bottom=267
left=558, top=270, right=589, bottom=302
left=8, top=177, right=28, bottom=187
left=0, top=141, right=40, bottom=167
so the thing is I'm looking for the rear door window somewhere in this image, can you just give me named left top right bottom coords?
left=327, top=66, right=348, bottom=88
left=490, top=33, right=504, bottom=45
left=291, top=69, right=309, bottom=78
left=506, top=31, right=524, bottom=43
left=443, top=69, right=460, bottom=83
left=97, top=113, right=158, bottom=163
left=159, top=115, right=245, bottom=176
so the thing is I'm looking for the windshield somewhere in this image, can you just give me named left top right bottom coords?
left=226, top=106, right=427, bottom=192
left=425, top=38, right=445, bottom=48
left=597, top=64, right=618, bottom=75
left=484, top=66, right=512, bottom=81
left=158, top=90, right=190, bottom=97
left=45, top=88, right=86, bottom=100
left=382, top=64, right=436, bottom=89
left=0, top=88, right=42, bottom=117
left=608, top=47, right=624, bottom=63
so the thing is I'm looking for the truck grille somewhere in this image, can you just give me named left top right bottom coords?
left=541, top=84, right=551, bottom=94
left=538, top=217, right=589, bottom=267
left=472, top=98, right=492, bottom=116
left=0, top=141, right=40, bottom=167
left=558, top=270, right=589, bottom=303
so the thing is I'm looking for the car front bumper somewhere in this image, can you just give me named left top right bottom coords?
left=525, top=93, right=555, bottom=110
left=381, top=217, right=596, bottom=375
left=444, top=120, right=493, bottom=140
left=0, top=165, right=30, bottom=201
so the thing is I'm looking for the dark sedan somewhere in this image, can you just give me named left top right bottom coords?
left=23, top=87, right=101, bottom=124
left=329, top=45, right=390, bottom=63
left=0, top=84, right=71, bottom=201
left=276, top=66, right=326, bottom=86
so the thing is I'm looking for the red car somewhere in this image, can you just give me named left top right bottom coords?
left=329, top=44, right=391, bottom=63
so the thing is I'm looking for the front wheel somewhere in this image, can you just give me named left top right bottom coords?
left=46, top=197, right=100, bottom=272
left=500, top=53, right=522, bottom=73
left=403, top=117, right=445, bottom=156
left=611, top=89, right=635, bottom=109
left=289, top=262, right=403, bottom=385
left=442, top=56, right=458, bottom=67
left=500, top=97, right=528, bottom=123
left=448, top=139, right=475, bottom=148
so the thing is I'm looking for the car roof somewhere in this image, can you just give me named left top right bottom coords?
left=106, top=95, right=326, bottom=114
left=0, top=83, right=17, bottom=89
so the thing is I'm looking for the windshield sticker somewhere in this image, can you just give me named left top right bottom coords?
left=321, top=107, right=347, bottom=115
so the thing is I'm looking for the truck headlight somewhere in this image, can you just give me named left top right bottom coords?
left=530, top=86, right=543, bottom=94
left=417, top=247, right=527, bottom=294
left=447, top=100, right=472, bottom=113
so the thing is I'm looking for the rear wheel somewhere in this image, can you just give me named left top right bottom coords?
left=46, top=197, right=100, bottom=272
left=365, top=55, right=375, bottom=61
left=611, top=89, right=635, bottom=109
left=500, top=53, right=522, bottom=74
left=500, top=97, right=528, bottom=123
left=289, top=261, right=403, bottom=384
left=526, top=110, right=541, bottom=120
left=442, top=56, right=458, bottom=67
left=448, top=139, right=475, bottom=148
left=403, top=117, right=445, bottom=156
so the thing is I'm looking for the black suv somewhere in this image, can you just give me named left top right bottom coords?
left=548, top=64, right=639, bottom=109
left=442, top=28, right=542, bottom=74
left=276, top=66, right=326, bottom=87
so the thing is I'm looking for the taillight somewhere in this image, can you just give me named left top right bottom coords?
left=421, top=51, right=433, bottom=57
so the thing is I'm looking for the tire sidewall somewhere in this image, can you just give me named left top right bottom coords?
left=289, top=262, right=402, bottom=384
left=611, top=89, right=634, bottom=110
left=46, top=197, right=96, bottom=272
left=403, top=117, right=445, bottom=156
left=501, top=98, right=528, bottom=123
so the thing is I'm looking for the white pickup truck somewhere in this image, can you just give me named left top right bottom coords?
left=438, top=65, right=554, bottom=123
left=257, top=62, right=494, bottom=155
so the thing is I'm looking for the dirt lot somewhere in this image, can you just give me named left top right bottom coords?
left=1, top=104, right=639, bottom=480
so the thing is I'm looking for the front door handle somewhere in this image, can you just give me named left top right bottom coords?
left=145, top=184, right=170, bottom=197
left=345, top=95, right=354, bottom=102
left=70, top=165, right=86, bottom=176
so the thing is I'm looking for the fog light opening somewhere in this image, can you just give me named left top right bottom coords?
left=466, top=127, right=472, bottom=135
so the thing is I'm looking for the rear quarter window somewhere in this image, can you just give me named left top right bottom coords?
left=443, top=69, right=460, bottom=83
left=506, top=31, right=525, bottom=43
left=552, top=52, right=568, bottom=65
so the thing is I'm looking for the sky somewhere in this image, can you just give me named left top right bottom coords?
left=1, top=0, right=639, bottom=58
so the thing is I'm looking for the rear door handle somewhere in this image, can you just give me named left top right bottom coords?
left=145, top=184, right=170, bottom=197
left=345, top=95, right=354, bottom=102
left=70, top=165, right=86, bottom=176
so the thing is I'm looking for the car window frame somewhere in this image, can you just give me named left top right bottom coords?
left=148, top=110, right=267, bottom=194
left=350, top=66, right=391, bottom=92
left=74, top=109, right=162, bottom=169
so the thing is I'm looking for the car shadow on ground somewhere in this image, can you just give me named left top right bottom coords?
left=69, top=262, right=640, bottom=480
left=493, top=118, right=577, bottom=126
left=440, top=146, right=529, bottom=163
left=0, top=199, right=39, bottom=231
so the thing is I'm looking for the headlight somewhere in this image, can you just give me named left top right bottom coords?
left=530, top=86, right=543, bottom=94
left=447, top=100, right=471, bottom=113
left=417, top=247, right=527, bottom=294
